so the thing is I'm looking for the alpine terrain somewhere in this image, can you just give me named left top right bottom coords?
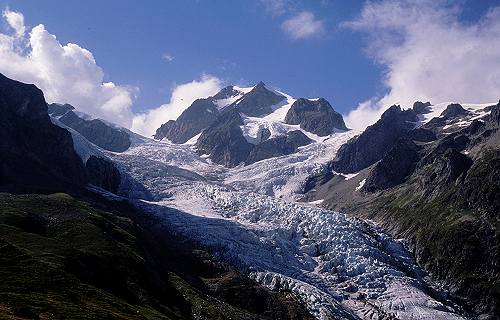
left=0, top=74, right=498, bottom=320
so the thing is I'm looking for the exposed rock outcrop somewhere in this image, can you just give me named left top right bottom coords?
left=285, top=98, right=347, bottom=136
left=440, top=103, right=470, bottom=119
left=153, top=98, right=219, bottom=143
left=487, top=101, right=500, bottom=126
left=406, top=128, right=437, bottom=142
left=229, top=81, right=285, bottom=117
left=0, top=73, right=87, bottom=192
left=195, top=109, right=254, bottom=167
left=211, top=85, right=242, bottom=103
left=246, top=130, right=312, bottom=165
left=412, top=101, right=432, bottom=114
left=48, top=104, right=131, bottom=152
left=362, top=138, right=421, bottom=192
left=331, top=105, right=418, bottom=173
left=85, top=155, right=121, bottom=193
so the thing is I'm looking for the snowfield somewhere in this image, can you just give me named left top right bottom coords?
left=104, top=128, right=465, bottom=320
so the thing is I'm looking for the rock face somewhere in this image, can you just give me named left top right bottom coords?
left=285, top=98, right=347, bottom=136
left=229, top=81, right=285, bottom=117
left=153, top=98, right=219, bottom=143
left=47, top=103, right=75, bottom=117
left=0, top=73, right=87, bottom=192
left=154, top=120, right=176, bottom=140
left=246, top=130, right=312, bottom=165
left=421, top=148, right=473, bottom=188
left=406, top=128, right=437, bottom=142
left=85, top=155, right=121, bottom=193
left=440, top=103, right=470, bottom=119
left=331, top=105, right=418, bottom=173
left=487, top=101, right=500, bottom=126
left=196, top=109, right=254, bottom=167
left=211, top=85, right=242, bottom=103
left=412, top=101, right=432, bottom=114
left=48, top=104, right=131, bottom=152
left=362, top=138, right=421, bottom=192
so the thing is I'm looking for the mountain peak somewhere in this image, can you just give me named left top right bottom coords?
left=254, top=81, right=266, bottom=89
left=229, top=81, right=285, bottom=117
left=285, top=97, right=348, bottom=135
left=440, top=103, right=469, bottom=119
left=413, top=101, right=432, bottom=114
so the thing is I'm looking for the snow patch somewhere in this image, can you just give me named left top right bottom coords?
left=356, top=179, right=366, bottom=191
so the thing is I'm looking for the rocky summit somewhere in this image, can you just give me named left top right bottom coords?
left=154, top=81, right=347, bottom=167
left=285, top=98, right=348, bottom=135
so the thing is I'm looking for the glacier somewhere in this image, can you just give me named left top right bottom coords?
left=58, top=94, right=497, bottom=319
left=100, top=130, right=466, bottom=320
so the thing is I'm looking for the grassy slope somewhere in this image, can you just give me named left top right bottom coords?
left=0, top=193, right=312, bottom=320
left=342, top=150, right=500, bottom=317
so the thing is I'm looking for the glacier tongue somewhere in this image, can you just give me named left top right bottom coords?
left=107, top=133, right=464, bottom=320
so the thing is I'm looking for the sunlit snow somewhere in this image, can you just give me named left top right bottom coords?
left=67, top=98, right=470, bottom=319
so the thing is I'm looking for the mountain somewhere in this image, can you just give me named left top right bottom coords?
left=0, top=73, right=87, bottom=193
left=284, top=98, right=348, bottom=135
left=3, top=71, right=498, bottom=319
left=226, top=81, right=286, bottom=117
left=0, top=74, right=313, bottom=320
left=153, top=85, right=251, bottom=143
left=195, top=108, right=254, bottom=167
left=48, top=103, right=131, bottom=152
left=331, top=105, right=418, bottom=173
left=305, top=101, right=500, bottom=318
left=153, top=98, right=219, bottom=143
left=245, top=130, right=312, bottom=165
left=155, top=81, right=347, bottom=167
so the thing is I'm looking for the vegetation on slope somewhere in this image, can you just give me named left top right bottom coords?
left=0, top=193, right=312, bottom=320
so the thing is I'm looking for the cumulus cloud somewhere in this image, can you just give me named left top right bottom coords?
left=344, top=0, right=500, bottom=130
left=131, top=75, right=222, bottom=137
left=0, top=10, right=136, bottom=128
left=0, top=9, right=222, bottom=136
left=281, top=11, right=325, bottom=40
left=2, top=8, right=25, bottom=37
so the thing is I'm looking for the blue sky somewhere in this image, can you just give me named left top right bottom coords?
left=0, top=1, right=380, bottom=112
left=0, top=0, right=499, bottom=134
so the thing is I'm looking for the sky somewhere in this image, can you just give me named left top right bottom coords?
left=0, top=0, right=499, bottom=135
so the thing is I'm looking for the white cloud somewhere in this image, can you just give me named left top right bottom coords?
left=260, top=0, right=288, bottom=16
left=2, top=8, right=25, bottom=37
left=344, top=0, right=500, bottom=130
left=281, top=11, right=325, bottom=40
left=344, top=99, right=383, bottom=131
left=0, top=10, right=135, bottom=128
left=131, top=75, right=222, bottom=137
left=0, top=9, right=222, bottom=136
left=162, top=52, right=174, bottom=62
